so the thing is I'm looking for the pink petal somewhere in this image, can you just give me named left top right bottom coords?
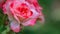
left=22, top=19, right=36, bottom=26
left=0, top=0, right=5, bottom=8
left=10, top=21, right=20, bottom=33
left=39, top=16, right=45, bottom=23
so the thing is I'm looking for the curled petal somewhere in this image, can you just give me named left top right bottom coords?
left=10, top=20, right=20, bottom=32
left=22, top=19, right=36, bottom=26
left=30, top=8, right=39, bottom=18
left=39, top=16, right=45, bottom=23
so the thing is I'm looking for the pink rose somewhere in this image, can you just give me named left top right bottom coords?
left=3, top=0, right=44, bottom=32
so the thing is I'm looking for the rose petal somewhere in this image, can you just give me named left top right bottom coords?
left=22, top=19, right=36, bottom=26
left=39, top=16, right=45, bottom=23
left=0, top=0, right=5, bottom=8
left=10, top=20, right=20, bottom=32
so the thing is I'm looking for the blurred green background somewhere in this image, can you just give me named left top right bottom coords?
left=0, top=0, right=60, bottom=34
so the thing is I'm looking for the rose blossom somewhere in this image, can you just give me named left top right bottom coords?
left=3, top=0, right=44, bottom=32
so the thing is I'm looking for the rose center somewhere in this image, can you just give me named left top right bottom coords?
left=16, top=3, right=33, bottom=18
